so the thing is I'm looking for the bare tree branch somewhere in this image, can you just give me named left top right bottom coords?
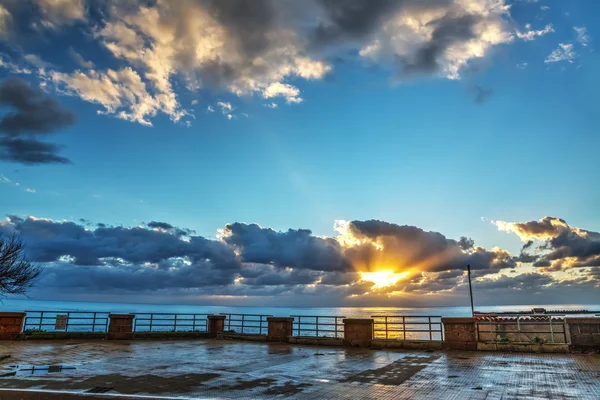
left=0, top=234, right=43, bottom=296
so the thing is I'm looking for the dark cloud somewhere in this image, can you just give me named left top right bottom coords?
left=146, top=221, right=174, bottom=230
left=223, top=222, right=352, bottom=272
left=470, top=84, right=493, bottom=104
left=0, top=137, right=70, bottom=164
left=313, top=0, right=398, bottom=45
left=0, top=78, right=75, bottom=164
left=0, top=78, right=75, bottom=135
left=399, top=13, right=480, bottom=76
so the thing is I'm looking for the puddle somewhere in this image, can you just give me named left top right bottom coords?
left=0, top=364, right=77, bottom=376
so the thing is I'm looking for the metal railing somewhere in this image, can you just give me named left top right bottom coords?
left=220, top=313, right=271, bottom=335
left=476, top=315, right=567, bottom=344
left=23, top=311, right=110, bottom=333
left=291, top=315, right=345, bottom=338
left=372, top=315, right=443, bottom=341
left=133, top=313, right=208, bottom=332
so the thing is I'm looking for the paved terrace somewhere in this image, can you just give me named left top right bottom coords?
left=0, top=340, right=599, bottom=399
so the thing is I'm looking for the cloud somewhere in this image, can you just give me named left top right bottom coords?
left=574, top=26, right=589, bottom=47
left=545, top=43, right=576, bottom=63
left=25, top=187, right=35, bottom=193
left=68, top=47, right=94, bottom=69
left=0, top=78, right=75, bottom=164
left=36, top=0, right=87, bottom=30
left=469, top=84, right=493, bottom=104
left=2, top=214, right=597, bottom=304
left=494, top=216, right=600, bottom=272
left=217, top=101, right=233, bottom=113
left=516, top=23, right=553, bottom=41
left=207, top=105, right=215, bottom=112
left=0, top=78, right=75, bottom=135
left=0, top=0, right=521, bottom=126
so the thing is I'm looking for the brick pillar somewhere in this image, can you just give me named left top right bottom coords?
left=107, top=314, right=134, bottom=340
left=565, top=318, right=600, bottom=351
left=267, top=317, right=294, bottom=342
left=207, top=315, right=226, bottom=334
left=343, top=318, right=373, bottom=347
left=0, top=312, right=25, bottom=340
left=442, top=317, right=477, bottom=350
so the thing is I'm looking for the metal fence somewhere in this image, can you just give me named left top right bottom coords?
left=372, top=315, right=443, bottom=341
left=220, top=313, right=271, bottom=335
left=133, top=313, right=208, bottom=332
left=476, top=315, right=567, bottom=344
left=23, top=311, right=110, bottom=333
left=291, top=315, right=345, bottom=338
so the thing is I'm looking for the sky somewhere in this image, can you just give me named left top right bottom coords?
left=0, top=0, right=599, bottom=307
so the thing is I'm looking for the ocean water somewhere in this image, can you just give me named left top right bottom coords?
left=2, top=298, right=599, bottom=318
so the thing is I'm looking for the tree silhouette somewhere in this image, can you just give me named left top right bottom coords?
left=0, top=234, right=42, bottom=296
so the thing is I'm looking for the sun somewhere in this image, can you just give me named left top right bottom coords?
left=359, top=270, right=409, bottom=289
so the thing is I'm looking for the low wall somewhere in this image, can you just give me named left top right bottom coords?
left=477, top=321, right=566, bottom=344
left=371, top=339, right=442, bottom=350
left=477, top=342, right=569, bottom=353
left=288, top=336, right=344, bottom=346
left=566, top=318, right=600, bottom=351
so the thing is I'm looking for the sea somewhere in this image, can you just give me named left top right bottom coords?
left=2, top=299, right=599, bottom=319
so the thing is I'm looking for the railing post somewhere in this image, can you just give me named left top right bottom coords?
left=107, top=314, right=135, bottom=340
left=0, top=312, right=26, bottom=340
left=429, top=317, right=432, bottom=341
left=316, top=316, right=319, bottom=337
left=549, top=317, right=555, bottom=343
left=441, top=317, right=477, bottom=350
left=267, top=317, right=294, bottom=342
left=207, top=315, right=226, bottom=336
left=403, top=316, right=406, bottom=340
left=343, top=318, right=374, bottom=347
left=92, top=312, right=96, bottom=333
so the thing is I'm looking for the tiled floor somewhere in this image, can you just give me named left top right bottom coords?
left=0, top=340, right=598, bottom=399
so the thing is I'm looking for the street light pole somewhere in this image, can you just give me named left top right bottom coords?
left=467, top=264, right=474, bottom=316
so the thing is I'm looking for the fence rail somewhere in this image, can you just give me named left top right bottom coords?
left=291, top=315, right=345, bottom=338
left=220, top=313, right=271, bottom=335
left=476, top=315, right=567, bottom=344
left=23, top=311, right=110, bottom=333
left=372, top=315, right=443, bottom=341
left=133, top=313, right=208, bottom=332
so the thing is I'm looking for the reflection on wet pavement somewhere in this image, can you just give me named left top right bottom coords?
left=0, top=339, right=598, bottom=399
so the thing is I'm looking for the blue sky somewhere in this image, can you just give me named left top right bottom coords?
left=0, top=0, right=599, bottom=306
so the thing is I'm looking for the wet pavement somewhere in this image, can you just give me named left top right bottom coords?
left=0, top=339, right=598, bottom=399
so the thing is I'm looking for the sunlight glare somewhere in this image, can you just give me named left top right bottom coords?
left=359, top=270, right=409, bottom=289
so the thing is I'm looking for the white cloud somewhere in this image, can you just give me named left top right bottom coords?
left=207, top=105, right=215, bottom=113
left=574, top=27, right=590, bottom=47
left=0, top=174, right=11, bottom=183
left=50, top=67, right=167, bottom=126
left=191, top=99, right=198, bottom=105
left=516, top=24, right=554, bottom=41
left=227, top=114, right=233, bottom=120
left=25, top=188, right=36, bottom=193
left=265, top=102, right=278, bottom=109
left=217, top=101, right=233, bottom=113
left=0, top=4, right=12, bottom=39
left=36, top=0, right=87, bottom=30
left=516, top=62, right=528, bottom=69
left=545, top=43, right=576, bottom=63
left=540, top=6, right=550, bottom=11
left=262, top=82, right=302, bottom=104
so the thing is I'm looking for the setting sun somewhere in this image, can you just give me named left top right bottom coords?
left=359, top=271, right=409, bottom=289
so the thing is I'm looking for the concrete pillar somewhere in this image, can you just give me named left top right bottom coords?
left=442, top=317, right=477, bottom=350
left=0, top=312, right=25, bottom=340
left=207, top=315, right=226, bottom=334
left=107, top=314, right=134, bottom=340
left=267, top=317, right=294, bottom=342
left=565, top=318, right=600, bottom=351
left=343, top=318, right=373, bottom=347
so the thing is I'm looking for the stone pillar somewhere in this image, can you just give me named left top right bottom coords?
left=442, top=317, right=477, bottom=350
left=0, top=312, right=25, bottom=340
left=343, top=318, right=373, bottom=347
left=267, top=317, right=294, bottom=342
left=107, top=314, right=134, bottom=340
left=207, top=315, right=226, bottom=334
left=565, top=318, right=600, bottom=351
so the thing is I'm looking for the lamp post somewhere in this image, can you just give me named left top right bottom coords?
left=467, top=264, right=474, bottom=317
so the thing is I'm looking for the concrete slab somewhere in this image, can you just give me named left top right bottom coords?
left=0, top=339, right=598, bottom=399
